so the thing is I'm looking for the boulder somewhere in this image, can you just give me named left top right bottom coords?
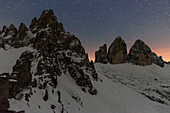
left=108, top=36, right=127, bottom=64
left=128, top=39, right=152, bottom=66
left=95, top=44, right=108, bottom=64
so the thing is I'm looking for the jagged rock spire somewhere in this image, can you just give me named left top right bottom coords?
left=151, top=52, right=164, bottom=67
left=95, top=44, right=108, bottom=64
left=38, top=9, right=57, bottom=25
left=2, top=25, right=7, bottom=33
left=29, top=17, right=38, bottom=31
left=17, top=23, right=28, bottom=39
left=30, top=9, right=59, bottom=32
left=31, top=10, right=98, bottom=94
left=9, top=24, right=17, bottom=36
left=128, top=39, right=152, bottom=66
left=108, top=36, right=127, bottom=64
left=2, top=24, right=18, bottom=37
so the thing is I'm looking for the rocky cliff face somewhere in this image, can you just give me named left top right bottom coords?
left=30, top=9, right=97, bottom=93
left=0, top=9, right=98, bottom=112
left=151, top=52, right=164, bottom=67
left=128, top=39, right=152, bottom=66
left=0, top=73, right=9, bottom=110
left=108, top=36, right=127, bottom=64
left=0, top=23, right=33, bottom=49
left=8, top=51, right=33, bottom=98
left=95, top=37, right=165, bottom=67
left=95, top=44, right=108, bottom=64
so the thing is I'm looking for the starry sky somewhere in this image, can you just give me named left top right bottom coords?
left=0, top=0, right=170, bottom=61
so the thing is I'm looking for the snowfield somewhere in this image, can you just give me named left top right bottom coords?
left=0, top=47, right=33, bottom=74
left=95, top=63, right=170, bottom=113
left=8, top=49, right=170, bottom=113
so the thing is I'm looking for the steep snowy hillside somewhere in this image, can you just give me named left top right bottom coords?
left=8, top=63, right=170, bottom=113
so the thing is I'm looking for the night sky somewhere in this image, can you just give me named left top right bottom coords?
left=0, top=0, right=170, bottom=61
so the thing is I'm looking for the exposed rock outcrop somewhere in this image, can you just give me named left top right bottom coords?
left=11, top=23, right=31, bottom=48
left=43, top=89, right=48, bottom=101
left=8, top=24, right=18, bottom=37
left=0, top=23, right=33, bottom=49
left=0, top=73, right=27, bottom=112
left=151, top=52, right=164, bottom=67
left=0, top=24, right=18, bottom=48
left=108, top=36, right=127, bottom=64
left=29, top=9, right=59, bottom=33
left=18, top=23, right=28, bottom=38
left=95, top=44, right=108, bottom=64
left=9, top=51, right=33, bottom=98
left=128, top=39, right=152, bottom=66
left=0, top=73, right=9, bottom=110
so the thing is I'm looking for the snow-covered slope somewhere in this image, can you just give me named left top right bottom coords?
left=95, top=63, right=170, bottom=113
left=9, top=62, right=170, bottom=113
left=0, top=47, right=32, bottom=74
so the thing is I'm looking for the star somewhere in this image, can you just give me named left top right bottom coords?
left=0, top=0, right=169, bottom=61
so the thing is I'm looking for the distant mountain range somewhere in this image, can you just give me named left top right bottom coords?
left=95, top=36, right=165, bottom=67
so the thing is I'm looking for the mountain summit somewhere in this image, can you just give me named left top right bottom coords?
left=0, top=9, right=97, bottom=113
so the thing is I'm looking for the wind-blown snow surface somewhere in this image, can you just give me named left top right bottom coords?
left=0, top=47, right=33, bottom=74
left=8, top=58, right=170, bottom=113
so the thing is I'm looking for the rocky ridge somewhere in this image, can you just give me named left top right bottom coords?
left=0, top=9, right=97, bottom=112
left=151, top=52, right=164, bottom=67
left=95, top=37, right=165, bottom=67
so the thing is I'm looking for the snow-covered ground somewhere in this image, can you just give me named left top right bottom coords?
left=9, top=59, right=170, bottom=113
left=95, top=63, right=170, bottom=113
left=0, top=47, right=32, bottom=74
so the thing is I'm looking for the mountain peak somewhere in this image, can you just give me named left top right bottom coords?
left=128, top=39, right=152, bottom=65
left=115, top=36, right=122, bottom=41
left=108, top=36, right=127, bottom=64
left=30, top=9, right=59, bottom=32
left=134, top=39, right=145, bottom=45
left=39, top=9, right=57, bottom=23
left=40, top=9, right=55, bottom=17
